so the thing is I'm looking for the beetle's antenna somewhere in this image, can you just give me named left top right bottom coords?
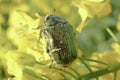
left=53, top=8, right=56, bottom=15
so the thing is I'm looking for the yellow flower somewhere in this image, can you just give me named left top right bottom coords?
left=116, top=15, right=120, bottom=31
left=73, top=0, right=112, bottom=32
left=112, top=43, right=120, bottom=53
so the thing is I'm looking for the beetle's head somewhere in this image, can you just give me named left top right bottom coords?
left=44, top=15, right=66, bottom=26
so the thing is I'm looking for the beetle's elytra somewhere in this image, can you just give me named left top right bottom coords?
left=40, top=15, right=77, bottom=67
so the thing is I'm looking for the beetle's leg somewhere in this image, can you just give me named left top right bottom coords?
left=50, top=48, right=61, bottom=53
left=32, top=25, right=44, bottom=42
left=48, top=51, right=57, bottom=68
left=38, top=29, right=44, bottom=42
left=47, top=48, right=59, bottom=68
left=33, top=25, right=43, bottom=42
left=49, top=48, right=61, bottom=68
left=32, top=25, right=43, bottom=30
left=49, top=59, right=54, bottom=68
left=46, top=43, right=56, bottom=68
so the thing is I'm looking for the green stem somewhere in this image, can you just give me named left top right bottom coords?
left=69, top=67, right=81, bottom=76
left=52, top=67, right=77, bottom=79
left=78, top=58, right=99, bottom=80
left=59, top=73, right=68, bottom=80
left=0, top=25, right=1, bottom=34
left=23, top=67, right=51, bottom=80
left=97, top=18, right=120, bottom=45
left=77, top=63, right=120, bottom=80
left=78, top=57, right=111, bottom=68
left=80, top=59, right=92, bottom=72
left=114, top=71, right=117, bottom=80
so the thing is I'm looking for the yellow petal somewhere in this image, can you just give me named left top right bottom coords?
left=88, top=0, right=104, bottom=2
left=76, top=22, right=84, bottom=32
left=78, top=7, right=88, bottom=22
left=116, top=15, right=120, bottom=31
left=5, top=52, right=23, bottom=80
left=76, top=7, right=88, bottom=32
left=73, top=0, right=111, bottom=32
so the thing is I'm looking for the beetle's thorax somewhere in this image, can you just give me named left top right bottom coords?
left=44, top=15, right=66, bottom=26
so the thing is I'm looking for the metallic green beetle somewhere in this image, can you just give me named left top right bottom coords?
left=41, top=15, right=77, bottom=67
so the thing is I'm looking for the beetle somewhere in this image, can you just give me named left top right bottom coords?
left=38, top=15, right=77, bottom=67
